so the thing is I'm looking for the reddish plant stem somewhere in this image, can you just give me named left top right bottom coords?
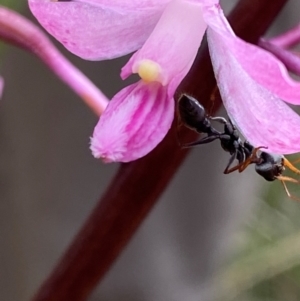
left=31, top=0, right=288, bottom=300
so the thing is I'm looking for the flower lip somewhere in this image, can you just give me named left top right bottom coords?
left=90, top=81, right=174, bottom=162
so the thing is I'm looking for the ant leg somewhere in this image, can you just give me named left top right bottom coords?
left=180, top=135, right=219, bottom=148
left=238, top=146, right=266, bottom=172
left=277, top=175, right=300, bottom=202
left=209, top=85, right=219, bottom=115
left=283, top=157, right=300, bottom=175
left=225, top=146, right=267, bottom=174
left=224, top=161, right=245, bottom=174
left=175, top=117, right=184, bottom=147
left=210, top=85, right=219, bottom=102
left=224, top=149, right=248, bottom=174
left=223, top=150, right=238, bottom=174
left=210, top=116, right=228, bottom=125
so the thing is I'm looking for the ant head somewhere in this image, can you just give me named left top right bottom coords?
left=255, top=152, right=284, bottom=181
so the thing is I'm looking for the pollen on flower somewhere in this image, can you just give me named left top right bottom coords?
left=136, top=59, right=163, bottom=84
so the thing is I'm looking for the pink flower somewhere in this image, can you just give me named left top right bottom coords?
left=91, top=0, right=209, bottom=162
left=29, top=0, right=211, bottom=162
left=204, top=5, right=300, bottom=155
left=30, top=0, right=300, bottom=162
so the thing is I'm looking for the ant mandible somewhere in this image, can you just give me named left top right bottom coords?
left=177, top=93, right=300, bottom=201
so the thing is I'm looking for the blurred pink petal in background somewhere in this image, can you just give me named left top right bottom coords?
left=0, top=77, right=4, bottom=99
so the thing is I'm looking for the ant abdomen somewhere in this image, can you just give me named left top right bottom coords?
left=178, top=94, right=212, bottom=133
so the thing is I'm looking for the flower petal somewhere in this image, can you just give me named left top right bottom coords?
left=60, top=0, right=169, bottom=9
left=207, top=26, right=300, bottom=155
left=204, top=4, right=300, bottom=105
left=121, top=0, right=207, bottom=86
left=90, top=81, right=174, bottom=162
left=28, top=0, right=170, bottom=60
left=0, top=76, right=4, bottom=99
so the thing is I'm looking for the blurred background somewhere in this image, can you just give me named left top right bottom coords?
left=1, top=0, right=300, bottom=300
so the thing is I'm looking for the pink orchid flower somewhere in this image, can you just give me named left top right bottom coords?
left=204, top=5, right=300, bottom=155
left=29, top=0, right=300, bottom=163
left=91, top=0, right=210, bottom=162
left=29, top=0, right=212, bottom=162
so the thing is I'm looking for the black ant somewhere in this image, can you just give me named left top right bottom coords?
left=177, top=94, right=300, bottom=201
left=177, top=94, right=252, bottom=174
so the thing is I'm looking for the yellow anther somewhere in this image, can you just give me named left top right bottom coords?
left=136, top=59, right=162, bottom=83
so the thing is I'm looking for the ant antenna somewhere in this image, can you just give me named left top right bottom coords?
left=276, top=175, right=300, bottom=202
left=276, top=157, right=300, bottom=201
left=283, top=157, right=300, bottom=175
left=175, top=113, right=184, bottom=147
